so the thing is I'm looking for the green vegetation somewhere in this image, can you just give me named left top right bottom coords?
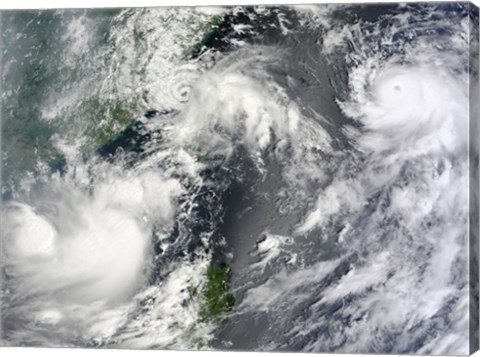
left=187, top=285, right=199, bottom=299
left=2, top=119, right=64, bottom=188
left=2, top=97, right=136, bottom=188
left=2, top=12, right=225, bottom=189
left=1, top=11, right=143, bottom=190
left=182, top=264, right=236, bottom=326
left=199, top=265, right=236, bottom=323
left=187, top=15, right=223, bottom=59
left=133, top=29, right=145, bottom=46
left=80, top=99, right=137, bottom=157
left=196, top=152, right=206, bottom=162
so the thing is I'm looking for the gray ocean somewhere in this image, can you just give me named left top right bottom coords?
left=0, top=3, right=477, bottom=354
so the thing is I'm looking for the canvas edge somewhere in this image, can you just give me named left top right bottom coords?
left=469, top=1, right=480, bottom=355
left=0, top=8, right=4, bottom=348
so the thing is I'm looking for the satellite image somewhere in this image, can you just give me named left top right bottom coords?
left=0, top=2, right=479, bottom=355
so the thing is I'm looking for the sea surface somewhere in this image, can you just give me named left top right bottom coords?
left=0, top=3, right=478, bottom=354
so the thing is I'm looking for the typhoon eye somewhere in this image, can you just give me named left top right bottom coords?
left=0, top=2, right=476, bottom=354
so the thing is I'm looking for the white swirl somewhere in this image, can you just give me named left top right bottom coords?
left=342, top=65, right=468, bottom=156
left=169, top=66, right=200, bottom=103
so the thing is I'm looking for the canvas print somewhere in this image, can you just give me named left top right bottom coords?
left=0, top=1, right=479, bottom=354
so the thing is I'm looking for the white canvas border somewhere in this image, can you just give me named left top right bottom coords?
left=0, top=1, right=478, bottom=357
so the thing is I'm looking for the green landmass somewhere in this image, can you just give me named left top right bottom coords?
left=2, top=13, right=223, bottom=189
left=80, top=99, right=137, bottom=157
left=183, top=265, right=236, bottom=325
left=186, top=15, right=223, bottom=59
left=199, top=265, right=236, bottom=323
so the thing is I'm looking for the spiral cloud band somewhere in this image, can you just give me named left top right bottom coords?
left=0, top=2, right=478, bottom=354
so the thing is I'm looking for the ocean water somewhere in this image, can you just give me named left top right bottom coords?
left=0, top=3, right=478, bottom=354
